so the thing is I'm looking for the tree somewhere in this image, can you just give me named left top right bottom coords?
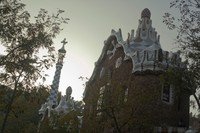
left=83, top=83, right=150, bottom=133
left=189, top=112, right=200, bottom=131
left=0, top=85, right=50, bottom=133
left=98, top=86, right=137, bottom=133
left=163, top=0, right=200, bottom=110
left=0, top=0, right=69, bottom=132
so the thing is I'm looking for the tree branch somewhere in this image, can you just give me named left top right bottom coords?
left=193, top=93, right=200, bottom=110
left=1, top=70, right=23, bottom=133
left=110, top=108, right=121, bottom=133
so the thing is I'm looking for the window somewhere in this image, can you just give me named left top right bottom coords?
left=118, top=86, right=129, bottom=104
left=97, top=86, right=105, bottom=116
left=162, top=84, right=174, bottom=104
left=115, top=57, right=122, bottom=68
left=124, top=87, right=129, bottom=102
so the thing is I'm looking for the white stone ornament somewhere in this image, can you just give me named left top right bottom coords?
left=54, top=95, right=68, bottom=114
left=115, top=57, right=123, bottom=68
left=108, top=8, right=185, bottom=73
left=38, top=102, right=48, bottom=120
left=107, top=40, right=117, bottom=59
left=54, top=86, right=75, bottom=115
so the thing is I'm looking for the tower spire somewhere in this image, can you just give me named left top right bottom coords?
left=48, top=38, right=67, bottom=107
left=141, top=8, right=151, bottom=19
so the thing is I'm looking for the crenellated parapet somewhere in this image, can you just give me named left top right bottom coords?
left=131, top=49, right=184, bottom=73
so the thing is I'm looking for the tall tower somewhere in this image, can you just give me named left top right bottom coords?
left=48, top=38, right=67, bottom=107
left=81, top=9, right=191, bottom=132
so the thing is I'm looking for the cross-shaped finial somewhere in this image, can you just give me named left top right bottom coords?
left=61, top=38, right=68, bottom=46
left=58, top=38, right=67, bottom=53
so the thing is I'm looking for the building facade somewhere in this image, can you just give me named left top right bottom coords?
left=81, top=9, right=191, bottom=132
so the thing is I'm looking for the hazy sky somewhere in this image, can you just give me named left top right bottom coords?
left=17, top=0, right=179, bottom=100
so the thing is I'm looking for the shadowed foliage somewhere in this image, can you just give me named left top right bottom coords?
left=163, top=0, right=200, bottom=110
left=0, top=0, right=68, bottom=132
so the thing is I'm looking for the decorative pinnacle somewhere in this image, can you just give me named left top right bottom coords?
left=141, top=8, right=151, bottom=19
left=59, top=38, right=67, bottom=53
left=66, top=86, right=72, bottom=96
left=61, top=38, right=68, bottom=45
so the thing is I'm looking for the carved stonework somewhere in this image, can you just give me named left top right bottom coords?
left=106, top=8, right=185, bottom=73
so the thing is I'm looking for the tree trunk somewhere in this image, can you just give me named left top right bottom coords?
left=193, top=93, right=200, bottom=110
left=1, top=79, right=19, bottom=133
left=111, top=108, right=121, bottom=133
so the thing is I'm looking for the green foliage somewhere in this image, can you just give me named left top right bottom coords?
left=0, top=0, right=69, bottom=89
left=165, top=1, right=199, bottom=74
left=0, top=85, right=50, bottom=133
left=160, top=68, right=195, bottom=91
left=94, top=84, right=138, bottom=133
left=0, top=0, right=68, bottom=132
left=163, top=0, right=200, bottom=109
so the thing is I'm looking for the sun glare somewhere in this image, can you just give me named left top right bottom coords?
left=45, top=52, right=93, bottom=101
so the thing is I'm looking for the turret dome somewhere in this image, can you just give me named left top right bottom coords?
left=141, top=8, right=151, bottom=19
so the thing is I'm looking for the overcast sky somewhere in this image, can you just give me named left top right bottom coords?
left=18, top=0, right=179, bottom=100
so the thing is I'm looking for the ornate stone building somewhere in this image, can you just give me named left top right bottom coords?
left=81, top=9, right=191, bottom=132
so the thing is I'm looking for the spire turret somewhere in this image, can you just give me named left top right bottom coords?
left=141, top=8, right=151, bottom=19
left=49, top=38, right=67, bottom=107
left=107, top=8, right=185, bottom=73
left=134, top=8, right=160, bottom=45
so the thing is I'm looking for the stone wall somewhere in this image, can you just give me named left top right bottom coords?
left=81, top=44, right=190, bottom=132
